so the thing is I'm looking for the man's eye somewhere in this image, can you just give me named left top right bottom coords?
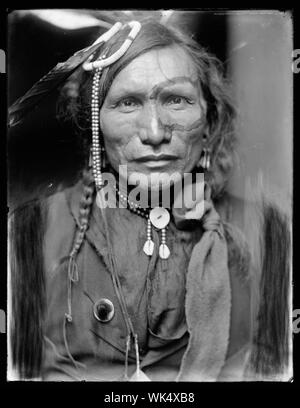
left=168, top=96, right=184, bottom=104
left=165, top=95, right=191, bottom=107
left=117, top=97, right=140, bottom=111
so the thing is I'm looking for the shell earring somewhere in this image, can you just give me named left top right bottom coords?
left=199, top=147, right=211, bottom=170
left=198, top=134, right=211, bottom=170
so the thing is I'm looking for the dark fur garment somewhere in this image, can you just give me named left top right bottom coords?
left=248, top=201, right=291, bottom=378
left=9, top=199, right=47, bottom=378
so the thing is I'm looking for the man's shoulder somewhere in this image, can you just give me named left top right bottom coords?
left=9, top=179, right=84, bottom=218
left=9, top=181, right=84, bottom=264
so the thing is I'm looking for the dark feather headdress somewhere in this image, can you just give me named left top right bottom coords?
left=8, top=19, right=127, bottom=127
left=8, top=15, right=137, bottom=126
left=8, top=42, right=103, bottom=127
left=8, top=10, right=173, bottom=128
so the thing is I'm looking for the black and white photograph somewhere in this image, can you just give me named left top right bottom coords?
left=7, top=9, right=293, bottom=384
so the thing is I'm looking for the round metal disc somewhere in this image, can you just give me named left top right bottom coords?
left=93, top=298, right=115, bottom=323
left=149, top=207, right=170, bottom=229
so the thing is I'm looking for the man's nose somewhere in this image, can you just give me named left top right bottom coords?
left=138, top=104, right=171, bottom=145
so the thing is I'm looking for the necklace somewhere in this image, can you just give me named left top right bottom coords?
left=114, top=185, right=171, bottom=259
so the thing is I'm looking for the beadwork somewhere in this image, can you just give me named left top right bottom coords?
left=91, top=64, right=104, bottom=191
left=115, top=185, right=170, bottom=259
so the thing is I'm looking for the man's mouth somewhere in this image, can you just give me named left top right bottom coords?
left=135, top=154, right=178, bottom=162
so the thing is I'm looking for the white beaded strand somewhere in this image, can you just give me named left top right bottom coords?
left=159, top=227, right=170, bottom=259
left=143, top=218, right=154, bottom=256
left=91, top=65, right=103, bottom=191
left=116, top=187, right=149, bottom=219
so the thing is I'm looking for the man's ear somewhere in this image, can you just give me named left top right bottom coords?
left=199, top=92, right=207, bottom=112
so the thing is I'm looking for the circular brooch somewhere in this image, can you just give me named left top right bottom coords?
left=93, top=298, right=115, bottom=323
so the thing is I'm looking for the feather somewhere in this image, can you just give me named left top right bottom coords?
left=8, top=41, right=104, bottom=127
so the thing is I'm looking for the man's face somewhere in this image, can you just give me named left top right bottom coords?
left=100, top=46, right=207, bottom=192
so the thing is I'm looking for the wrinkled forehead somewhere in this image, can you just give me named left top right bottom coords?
left=107, top=45, right=200, bottom=96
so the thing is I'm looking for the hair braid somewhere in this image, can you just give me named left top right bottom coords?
left=69, top=167, right=95, bottom=258
left=64, top=167, right=96, bottom=327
